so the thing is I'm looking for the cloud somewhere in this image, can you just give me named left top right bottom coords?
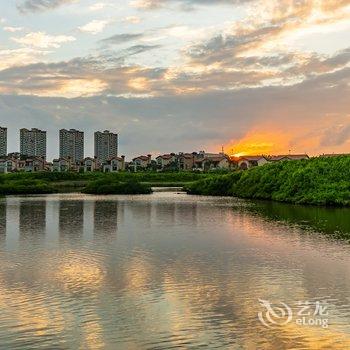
left=1, top=67, right=349, bottom=159
left=0, top=44, right=349, bottom=99
left=1, top=0, right=349, bottom=159
left=101, top=33, right=145, bottom=45
left=124, top=16, right=142, bottom=24
left=3, top=26, right=24, bottom=32
left=320, top=121, right=350, bottom=147
left=88, top=2, right=106, bottom=11
left=0, top=47, right=49, bottom=70
left=123, top=44, right=161, bottom=56
left=11, top=31, right=76, bottom=48
left=78, top=19, right=110, bottom=35
left=17, top=0, right=78, bottom=13
left=185, top=0, right=350, bottom=66
left=0, top=50, right=165, bottom=97
left=130, top=0, right=253, bottom=10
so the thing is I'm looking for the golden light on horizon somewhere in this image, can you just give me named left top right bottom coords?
left=226, top=130, right=291, bottom=157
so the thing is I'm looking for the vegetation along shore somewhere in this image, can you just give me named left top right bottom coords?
left=186, top=155, right=350, bottom=206
left=0, top=156, right=349, bottom=204
left=0, top=171, right=211, bottom=195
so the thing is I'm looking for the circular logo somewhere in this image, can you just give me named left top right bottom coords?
left=258, top=299, right=293, bottom=328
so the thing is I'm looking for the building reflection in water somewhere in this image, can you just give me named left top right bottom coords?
left=0, top=201, right=6, bottom=235
left=0, top=201, right=6, bottom=249
left=129, top=201, right=152, bottom=227
left=154, top=202, right=176, bottom=224
left=19, top=200, right=46, bottom=237
left=93, top=201, right=119, bottom=237
left=173, top=203, right=198, bottom=226
left=59, top=201, right=84, bottom=240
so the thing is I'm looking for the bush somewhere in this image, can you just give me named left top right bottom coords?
left=186, top=172, right=242, bottom=196
left=186, top=156, right=350, bottom=206
left=2, top=171, right=211, bottom=184
left=83, top=178, right=152, bottom=195
left=0, top=179, right=56, bottom=195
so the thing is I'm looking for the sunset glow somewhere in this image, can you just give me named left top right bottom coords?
left=226, top=131, right=293, bottom=157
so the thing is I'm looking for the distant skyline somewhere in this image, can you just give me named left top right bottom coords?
left=0, top=0, right=349, bottom=158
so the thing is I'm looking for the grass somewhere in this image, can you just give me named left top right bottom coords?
left=186, top=155, right=350, bottom=206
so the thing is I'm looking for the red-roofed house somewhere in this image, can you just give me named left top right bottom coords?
left=237, top=156, right=269, bottom=170
left=82, top=157, right=99, bottom=172
left=132, top=155, right=152, bottom=170
left=156, top=153, right=177, bottom=170
left=103, top=156, right=125, bottom=172
left=178, top=152, right=197, bottom=170
left=52, top=157, right=74, bottom=172
left=195, top=153, right=232, bottom=171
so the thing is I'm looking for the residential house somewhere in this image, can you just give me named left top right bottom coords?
left=0, top=158, right=14, bottom=173
left=237, top=156, right=269, bottom=170
left=24, top=157, right=45, bottom=172
left=195, top=153, right=232, bottom=171
left=178, top=152, right=197, bottom=171
left=82, top=157, right=99, bottom=172
left=45, top=162, right=53, bottom=172
left=0, top=153, right=23, bottom=173
left=103, top=156, right=126, bottom=172
left=52, top=157, right=73, bottom=172
left=131, top=155, right=152, bottom=171
left=156, top=153, right=178, bottom=170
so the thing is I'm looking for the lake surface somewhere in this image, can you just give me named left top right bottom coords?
left=0, top=192, right=350, bottom=349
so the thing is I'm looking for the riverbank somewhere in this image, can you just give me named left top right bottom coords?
left=0, top=171, right=213, bottom=195
left=186, top=155, right=350, bottom=206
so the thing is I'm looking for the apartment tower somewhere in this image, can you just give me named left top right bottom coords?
left=20, top=128, right=47, bottom=159
left=59, top=129, right=84, bottom=163
left=0, top=127, right=7, bottom=156
left=94, top=130, right=118, bottom=163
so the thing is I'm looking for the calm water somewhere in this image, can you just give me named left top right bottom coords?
left=0, top=192, right=350, bottom=350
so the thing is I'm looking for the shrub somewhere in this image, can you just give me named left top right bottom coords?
left=186, top=156, right=350, bottom=206
left=0, top=179, right=56, bottom=195
left=83, top=178, right=152, bottom=195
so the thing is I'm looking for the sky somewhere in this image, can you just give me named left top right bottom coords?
left=0, top=0, right=350, bottom=159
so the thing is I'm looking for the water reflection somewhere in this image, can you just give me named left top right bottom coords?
left=19, top=200, right=46, bottom=236
left=93, top=201, right=119, bottom=237
left=0, top=200, right=6, bottom=234
left=59, top=201, right=84, bottom=240
left=154, top=202, right=176, bottom=224
left=249, top=200, right=350, bottom=239
left=0, top=193, right=349, bottom=349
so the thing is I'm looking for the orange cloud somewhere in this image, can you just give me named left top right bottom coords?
left=224, top=114, right=350, bottom=157
left=225, top=130, right=291, bottom=157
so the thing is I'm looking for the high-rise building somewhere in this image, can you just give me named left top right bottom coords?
left=0, top=127, right=7, bottom=156
left=20, top=128, right=47, bottom=159
left=59, top=129, right=84, bottom=163
left=94, top=130, right=118, bottom=163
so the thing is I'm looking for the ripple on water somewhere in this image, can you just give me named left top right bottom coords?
left=0, top=193, right=349, bottom=349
